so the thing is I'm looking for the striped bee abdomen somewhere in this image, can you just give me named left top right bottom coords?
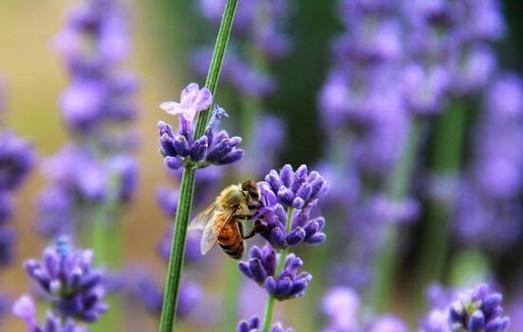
left=218, top=222, right=244, bottom=259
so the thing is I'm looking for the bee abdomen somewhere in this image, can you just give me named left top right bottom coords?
left=218, top=229, right=244, bottom=259
left=219, top=241, right=244, bottom=259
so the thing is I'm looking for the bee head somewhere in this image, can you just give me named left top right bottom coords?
left=241, top=179, right=260, bottom=202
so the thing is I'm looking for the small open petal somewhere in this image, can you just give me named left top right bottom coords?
left=159, top=101, right=179, bottom=113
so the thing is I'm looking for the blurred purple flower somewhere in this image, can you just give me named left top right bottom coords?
left=322, top=287, right=360, bottom=332
left=23, top=238, right=107, bottom=322
left=322, top=286, right=407, bottom=332
left=0, top=131, right=36, bottom=191
left=13, top=295, right=87, bottom=332
left=125, top=270, right=201, bottom=319
left=454, top=74, right=523, bottom=251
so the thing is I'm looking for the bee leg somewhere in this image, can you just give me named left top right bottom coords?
left=238, top=222, right=257, bottom=240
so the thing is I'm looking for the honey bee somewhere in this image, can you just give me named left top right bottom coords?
left=189, top=179, right=262, bottom=259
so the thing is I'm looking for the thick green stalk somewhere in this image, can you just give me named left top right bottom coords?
left=415, top=102, right=467, bottom=304
left=261, top=208, right=294, bottom=332
left=367, top=119, right=422, bottom=314
left=157, top=2, right=238, bottom=331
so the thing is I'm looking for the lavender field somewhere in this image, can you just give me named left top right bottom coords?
left=0, top=1, right=522, bottom=332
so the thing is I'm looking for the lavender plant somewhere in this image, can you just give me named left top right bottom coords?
left=238, top=164, right=327, bottom=331
left=411, top=0, right=506, bottom=300
left=156, top=1, right=243, bottom=330
left=33, top=0, right=139, bottom=329
left=39, top=0, right=139, bottom=243
left=12, top=238, right=107, bottom=331
left=194, top=2, right=290, bottom=329
left=453, top=73, right=523, bottom=252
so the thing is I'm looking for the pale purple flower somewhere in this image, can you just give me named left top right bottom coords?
left=322, top=287, right=360, bottom=332
left=160, top=83, right=212, bottom=124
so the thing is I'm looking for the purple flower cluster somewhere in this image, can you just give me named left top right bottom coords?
left=421, top=284, right=510, bottom=332
left=158, top=83, right=244, bottom=170
left=54, top=0, right=139, bottom=135
left=23, top=238, right=107, bottom=322
left=255, top=164, right=327, bottom=249
left=237, top=316, right=294, bottom=332
left=238, top=165, right=327, bottom=328
left=454, top=74, right=523, bottom=251
left=12, top=239, right=107, bottom=331
left=322, top=286, right=407, bottom=332
left=239, top=245, right=311, bottom=301
left=36, top=145, right=136, bottom=237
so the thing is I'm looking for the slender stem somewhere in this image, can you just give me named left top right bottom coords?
left=194, top=0, right=239, bottom=139
left=367, top=119, right=422, bottom=314
left=261, top=208, right=294, bottom=332
left=158, top=167, right=196, bottom=332
left=415, top=101, right=467, bottom=305
left=158, top=2, right=238, bottom=331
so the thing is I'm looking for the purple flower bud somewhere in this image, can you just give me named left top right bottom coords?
left=190, top=136, right=208, bottom=162
left=164, top=156, right=184, bottom=170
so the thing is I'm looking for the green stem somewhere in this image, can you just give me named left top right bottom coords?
left=367, top=119, right=422, bottom=314
left=415, top=101, right=467, bottom=304
left=261, top=208, right=294, bottom=332
left=193, top=0, right=239, bottom=139
left=157, top=2, right=238, bottom=331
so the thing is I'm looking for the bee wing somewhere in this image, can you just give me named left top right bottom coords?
left=200, top=209, right=235, bottom=255
left=188, top=204, right=218, bottom=232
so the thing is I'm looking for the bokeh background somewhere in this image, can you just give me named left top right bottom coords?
left=1, top=0, right=523, bottom=331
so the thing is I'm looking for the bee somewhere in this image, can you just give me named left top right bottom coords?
left=189, top=179, right=262, bottom=259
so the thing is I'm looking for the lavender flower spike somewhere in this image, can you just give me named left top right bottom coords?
left=24, top=238, right=107, bottom=322
left=239, top=244, right=312, bottom=301
left=256, top=164, right=327, bottom=249
left=160, top=82, right=212, bottom=124
left=158, top=87, right=244, bottom=170
left=237, top=315, right=294, bottom=332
